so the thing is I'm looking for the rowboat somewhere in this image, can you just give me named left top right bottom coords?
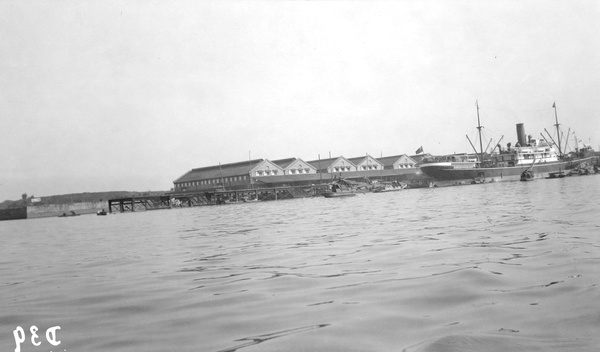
left=372, top=181, right=407, bottom=193
left=322, top=191, right=356, bottom=198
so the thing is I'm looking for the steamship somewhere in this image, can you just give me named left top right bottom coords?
left=419, top=102, right=595, bottom=185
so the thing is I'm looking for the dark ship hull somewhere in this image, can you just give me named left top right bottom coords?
left=420, top=102, right=597, bottom=186
left=420, top=157, right=593, bottom=185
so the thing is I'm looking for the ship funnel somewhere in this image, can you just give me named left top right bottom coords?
left=516, top=123, right=527, bottom=146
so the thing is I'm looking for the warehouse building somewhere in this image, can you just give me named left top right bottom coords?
left=378, top=154, right=419, bottom=169
left=307, top=156, right=358, bottom=173
left=271, top=158, right=318, bottom=175
left=172, top=153, right=428, bottom=193
left=348, top=155, right=385, bottom=171
left=173, top=159, right=285, bottom=192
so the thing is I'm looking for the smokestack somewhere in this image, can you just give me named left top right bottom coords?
left=516, top=123, right=527, bottom=146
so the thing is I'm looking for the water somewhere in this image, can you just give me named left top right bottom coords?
left=2, top=176, right=600, bottom=352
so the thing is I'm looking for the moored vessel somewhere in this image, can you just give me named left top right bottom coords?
left=372, top=181, right=407, bottom=193
left=322, top=177, right=359, bottom=197
left=322, top=191, right=357, bottom=198
left=419, top=102, right=595, bottom=185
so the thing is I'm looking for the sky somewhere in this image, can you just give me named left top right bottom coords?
left=1, top=0, right=599, bottom=201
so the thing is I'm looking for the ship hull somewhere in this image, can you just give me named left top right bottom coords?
left=420, top=157, right=595, bottom=186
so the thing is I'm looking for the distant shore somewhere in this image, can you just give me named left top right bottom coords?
left=0, top=191, right=167, bottom=209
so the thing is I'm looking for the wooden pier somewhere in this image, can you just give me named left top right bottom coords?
left=108, top=195, right=172, bottom=213
left=108, top=186, right=322, bottom=213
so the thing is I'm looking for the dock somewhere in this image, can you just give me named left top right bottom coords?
left=108, top=186, right=325, bottom=213
left=108, top=195, right=172, bottom=213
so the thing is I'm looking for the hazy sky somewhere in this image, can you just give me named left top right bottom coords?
left=1, top=0, right=599, bottom=200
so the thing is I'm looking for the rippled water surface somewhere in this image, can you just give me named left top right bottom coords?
left=2, top=176, right=600, bottom=351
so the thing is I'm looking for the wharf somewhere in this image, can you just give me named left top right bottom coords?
left=108, top=195, right=172, bottom=213
left=108, top=185, right=325, bottom=213
left=108, top=171, right=434, bottom=213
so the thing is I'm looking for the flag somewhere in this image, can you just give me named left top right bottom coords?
left=552, top=102, right=556, bottom=108
left=415, top=146, right=423, bottom=154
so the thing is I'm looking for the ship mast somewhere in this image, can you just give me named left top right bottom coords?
left=553, top=102, right=562, bottom=155
left=476, top=100, right=484, bottom=165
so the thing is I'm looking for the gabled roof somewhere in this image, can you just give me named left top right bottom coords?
left=271, top=157, right=298, bottom=169
left=306, top=156, right=357, bottom=171
left=347, top=155, right=385, bottom=167
left=377, top=154, right=417, bottom=166
left=250, top=160, right=285, bottom=174
left=174, top=159, right=264, bottom=183
left=306, top=157, right=338, bottom=169
left=347, top=156, right=366, bottom=165
left=378, top=154, right=402, bottom=167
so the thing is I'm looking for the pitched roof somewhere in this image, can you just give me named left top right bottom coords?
left=271, top=157, right=297, bottom=169
left=306, top=156, right=357, bottom=170
left=306, top=157, right=338, bottom=169
left=347, top=155, right=384, bottom=166
left=377, top=154, right=418, bottom=167
left=174, top=159, right=264, bottom=183
left=377, top=154, right=405, bottom=167
left=347, top=156, right=367, bottom=164
left=250, top=159, right=285, bottom=174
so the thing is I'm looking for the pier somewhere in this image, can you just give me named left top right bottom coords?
left=108, top=186, right=325, bottom=213
left=108, top=195, right=172, bottom=213
left=108, top=171, right=433, bottom=214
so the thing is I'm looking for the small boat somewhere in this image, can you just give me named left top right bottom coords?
left=97, top=210, right=107, bottom=216
left=322, top=191, right=356, bottom=198
left=546, top=171, right=566, bottom=179
left=567, top=164, right=595, bottom=176
left=215, top=198, right=230, bottom=205
left=520, top=169, right=534, bottom=181
left=241, top=197, right=258, bottom=203
left=471, top=177, right=485, bottom=184
left=520, top=158, right=536, bottom=181
left=323, top=177, right=358, bottom=198
left=372, top=181, right=407, bottom=193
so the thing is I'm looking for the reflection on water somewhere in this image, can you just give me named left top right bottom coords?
left=1, top=176, right=600, bottom=351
